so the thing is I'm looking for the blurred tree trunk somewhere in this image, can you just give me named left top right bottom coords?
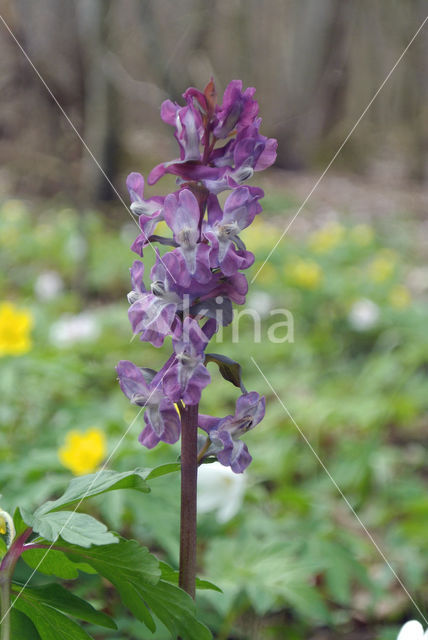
left=406, top=0, right=428, bottom=183
left=275, top=0, right=352, bottom=170
left=76, top=0, right=120, bottom=202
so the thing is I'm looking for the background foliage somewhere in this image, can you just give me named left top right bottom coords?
left=1, top=184, right=427, bottom=638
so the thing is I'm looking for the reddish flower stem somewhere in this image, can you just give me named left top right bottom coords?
left=178, top=403, right=199, bottom=599
left=0, top=528, right=32, bottom=640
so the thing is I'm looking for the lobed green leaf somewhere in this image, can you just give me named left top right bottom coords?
left=22, top=546, right=96, bottom=579
left=159, top=561, right=222, bottom=592
left=144, top=462, right=181, bottom=480
left=11, top=582, right=116, bottom=629
left=59, top=539, right=211, bottom=639
left=20, top=508, right=118, bottom=547
left=13, top=594, right=95, bottom=640
left=10, top=610, right=40, bottom=640
left=36, top=469, right=150, bottom=515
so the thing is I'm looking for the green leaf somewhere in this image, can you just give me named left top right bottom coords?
left=138, top=579, right=212, bottom=640
left=159, top=561, right=222, bottom=592
left=36, top=469, right=150, bottom=515
left=22, top=546, right=96, bottom=579
left=205, top=353, right=247, bottom=392
left=61, top=539, right=160, bottom=633
left=59, top=540, right=211, bottom=639
left=13, top=594, right=95, bottom=640
left=279, top=582, right=330, bottom=623
left=144, top=462, right=181, bottom=480
left=61, top=538, right=160, bottom=585
left=108, top=578, right=156, bottom=632
left=12, top=582, right=116, bottom=629
left=13, top=506, right=29, bottom=537
left=21, top=509, right=118, bottom=547
left=10, top=609, right=40, bottom=640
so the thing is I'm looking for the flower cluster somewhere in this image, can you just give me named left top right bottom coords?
left=117, top=79, right=276, bottom=473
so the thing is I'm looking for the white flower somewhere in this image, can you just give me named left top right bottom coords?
left=34, top=271, right=64, bottom=301
left=406, top=267, right=428, bottom=294
left=66, top=234, right=87, bottom=261
left=348, top=298, right=380, bottom=331
left=247, top=291, right=274, bottom=318
left=197, top=462, right=246, bottom=523
left=397, top=621, right=428, bottom=639
left=50, top=312, right=100, bottom=347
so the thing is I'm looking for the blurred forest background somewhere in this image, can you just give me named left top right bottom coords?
left=0, top=0, right=427, bottom=202
left=1, top=2, right=428, bottom=639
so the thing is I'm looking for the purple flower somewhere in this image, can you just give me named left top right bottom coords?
left=130, top=212, right=165, bottom=256
left=148, top=160, right=223, bottom=187
left=213, top=80, right=258, bottom=139
left=160, top=99, right=203, bottom=162
left=204, top=187, right=263, bottom=275
left=201, top=131, right=277, bottom=194
left=232, top=123, right=277, bottom=178
left=127, top=255, right=183, bottom=347
left=163, top=189, right=211, bottom=282
left=147, top=82, right=276, bottom=190
left=199, top=392, right=265, bottom=473
left=126, top=172, right=164, bottom=217
left=163, top=317, right=211, bottom=405
left=148, top=98, right=208, bottom=185
left=126, top=172, right=167, bottom=256
left=200, top=271, right=249, bottom=306
left=116, top=360, right=180, bottom=448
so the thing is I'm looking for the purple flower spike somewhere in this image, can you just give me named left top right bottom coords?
left=163, top=189, right=211, bottom=282
left=163, top=317, right=211, bottom=405
left=214, top=80, right=258, bottom=139
left=116, top=360, right=181, bottom=448
left=127, top=256, right=182, bottom=347
left=199, top=392, right=265, bottom=473
left=119, top=78, right=276, bottom=465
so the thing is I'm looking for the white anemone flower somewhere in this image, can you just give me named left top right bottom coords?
left=197, top=462, right=246, bottom=523
left=348, top=298, right=380, bottom=331
left=50, top=312, right=100, bottom=347
left=247, top=291, right=274, bottom=319
left=397, top=621, right=428, bottom=639
left=34, top=271, right=64, bottom=301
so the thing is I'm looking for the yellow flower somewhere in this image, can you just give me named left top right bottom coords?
left=0, top=507, right=15, bottom=544
left=241, top=218, right=280, bottom=251
left=389, top=285, right=411, bottom=309
left=0, top=302, right=33, bottom=357
left=350, top=224, right=374, bottom=247
left=253, top=261, right=277, bottom=285
left=2, top=199, right=28, bottom=222
left=59, top=428, right=107, bottom=475
left=309, top=223, right=345, bottom=253
left=0, top=228, right=20, bottom=247
left=288, top=259, right=322, bottom=289
left=369, top=250, right=397, bottom=283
